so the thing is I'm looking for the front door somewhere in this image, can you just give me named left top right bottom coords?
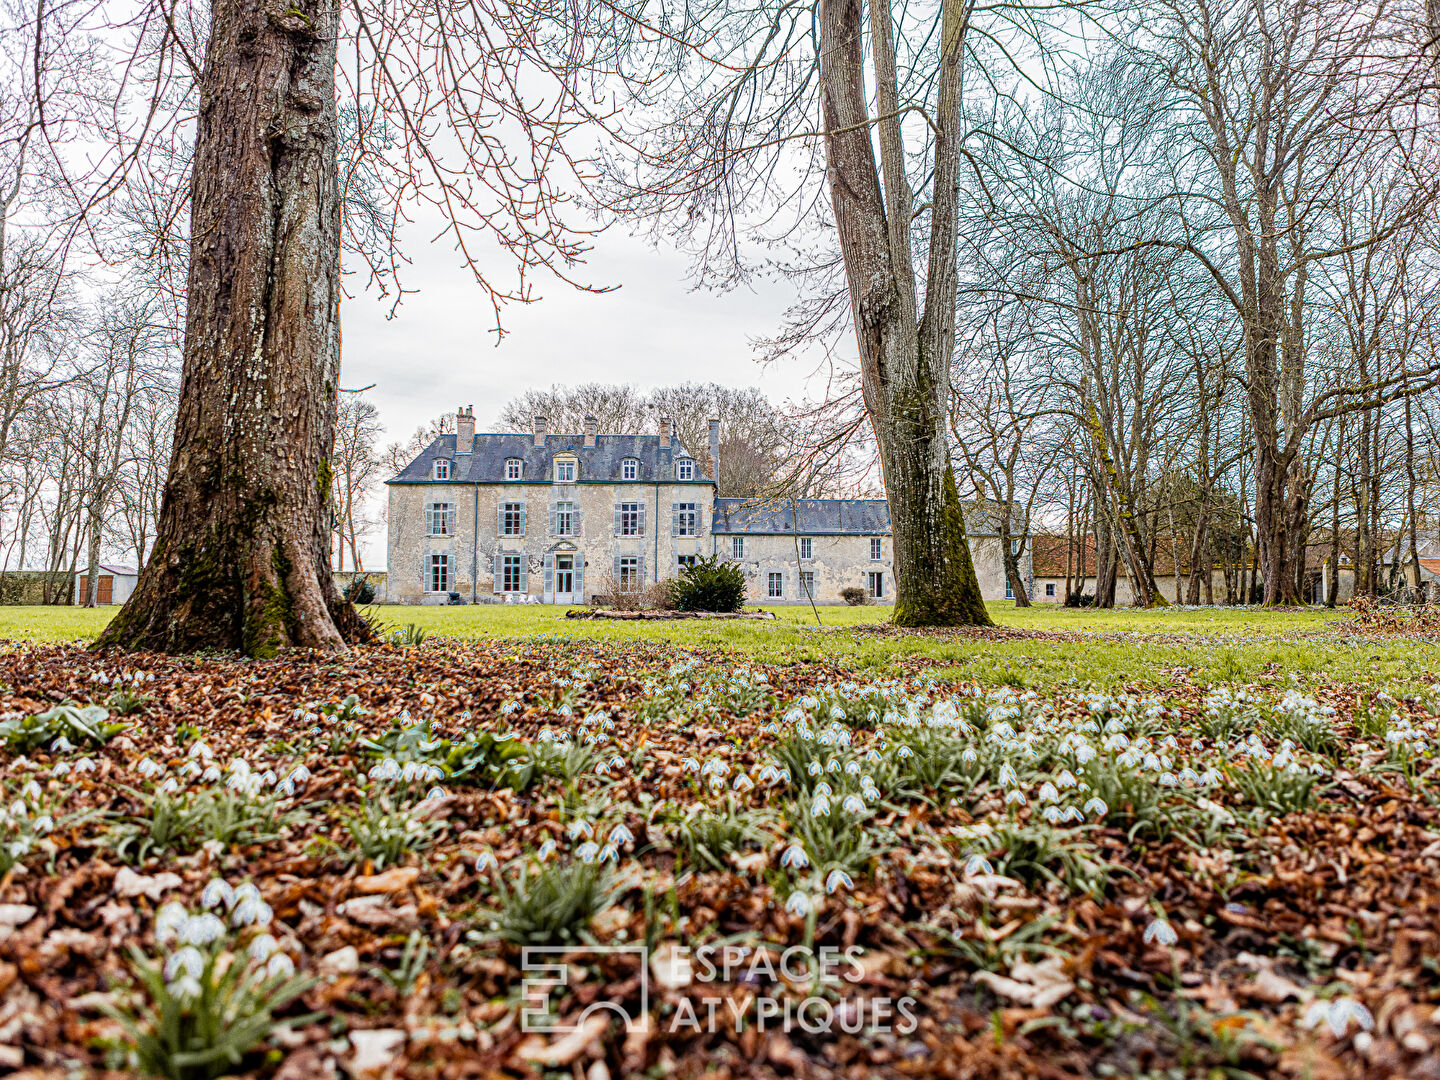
left=554, top=554, right=575, bottom=604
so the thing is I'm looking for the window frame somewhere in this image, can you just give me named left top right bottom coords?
left=432, top=458, right=451, bottom=480
left=425, top=501, right=455, bottom=537
left=621, top=458, right=639, bottom=481
left=799, top=570, right=815, bottom=599
left=554, top=458, right=576, bottom=483
left=618, top=554, right=641, bottom=591
left=767, top=572, right=783, bottom=599
left=798, top=537, right=813, bottom=560
left=554, top=500, right=577, bottom=537
left=501, top=501, right=524, bottom=536
left=870, top=537, right=882, bottom=561
left=867, top=571, right=884, bottom=599
left=730, top=536, right=745, bottom=559
left=500, top=554, right=523, bottom=593
left=676, top=501, right=699, bottom=537
left=504, top=458, right=523, bottom=481
left=1045, top=582, right=1056, bottom=598
left=429, top=554, right=451, bottom=593
left=676, top=457, right=694, bottom=481
left=619, top=500, right=642, bottom=536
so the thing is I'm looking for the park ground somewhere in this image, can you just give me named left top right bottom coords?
left=0, top=601, right=1437, bottom=1078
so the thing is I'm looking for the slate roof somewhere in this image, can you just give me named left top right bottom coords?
left=76, top=563, right=137, bottom=577
left=712, top=498, right=892, bottom=536
left=386, top=433, right=714, bottom=486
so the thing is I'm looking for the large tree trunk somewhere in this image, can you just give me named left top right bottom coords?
left=95, top=0, right=370, bottom=656
left=817, top=0, right=990, bottom=627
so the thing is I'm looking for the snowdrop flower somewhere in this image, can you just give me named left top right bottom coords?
left=681, top=757, right=700, bottom=774
left=265, top=953, right=296, bottom=980
left=809, top=796, right=831, bottom=817
left=159, top=777, right=180, bottom=794
left=368, top=758, right=402, bottom=781
left=568, top=820, right=593, bottom=840
left=1304, top=998, right=1374, bottom=1038
left=598, top=843, right=619, bottom=863
left=841, top=794, right=866, bottom=814
left=50, top=762, right=69, bottom=778
left=1042, top=805, right=1063, bottom=824
left=475, top=851, right=499, bottom=872
left=997, top=762, right=1018, bottom=787
left=201, top=879, right=235, bottom=910
left=276, top=779, right=297, bottom=797
left=248, top=933, right=279, bottom=961
left=813, top=782, right=833, bottom=800
left=576, top=841, right=600, bottom=863
left=168, top=974, right=203, bottom=1001
left=187, top=741, right=214, bottom=759
left=780, top=844, right=809, bottom=869
left=155, top=902, right=189, bottom=944
left=50, top=736, right=75, bottom=754
left=1038, top=782, right=1059, bottom=803
left=608, top=824, right=633, bottom=847
left=180, top=913, right=227, bottom=945
left=232, top=896, right=273, bottom=927
left=825, top=869, right=853, bottom=894
left=1158, top=772, right=1179, bottom=788
left=1074, top=744, right=1097, bottom=765
left=1004, top=789, right=1026, bottom=806
left=1062, top=806, right=1084, bottom=824
left=806, top=761, right=823, bottom=777
left=31, top=814, right=52, bottom=834
left=1056, top=769, right=1077, bottom=789
left=595, top=759, right=612, bottom=776
left=178, top=761, right=201, bottom=779
left=1143, top=918, right=1178, bottom=946
left=201, top=765, right=221, bottom=782
left=785, top=891, right=813, bottom=916
left=1178, top=768, right=1200, bottom=786
left=1117, top=750, right=1142, bottom=768
left=138, top=757, right=164, bottom=778
left=1083, top=797, right=1108, bottom=818
left=536, top=838, right=557, bottom=860
left=758, top=764, right=783, bottom=785
left=961, top=747, right=979, bottom=764
left=733, top=774, right=755, bottom=793
left=962, top=854, right=994, bottom=877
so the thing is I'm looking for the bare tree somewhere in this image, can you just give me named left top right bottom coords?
left=331, top=393, right=384, bottom=572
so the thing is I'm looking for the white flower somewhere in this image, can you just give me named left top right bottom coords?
left=232, top=896, right=272, bottom=927
left=962, top=855, right=994, bottom=877
left=608, top=824, right=634, bottom=847
left=167, top=974, right=203, bottom=1001
left=137, top=758, right=163, bottom=778
left=1143, top=918, right=1178, bottom=946
left=1304, top=998, right=1374, bottom=1038
left=780, top=844, right=809, bottom=869
left=368, top=758, right=402, bottom=781
left=248, top=933, right=279, bottom=961
left=201, top=879, right=235, bottom=910
left=785, top=891, right=812, bottom=916
left=155, top=902, right=189, bottom=944
left=1083, top=797, right=1108, bottom=818
left=576, top=841, right=600, bottom=863
left=50, top=736, right=75, bottom=754
left=265, top=953, right=296, bottom=980
left=825, top=869, right=853, bottom=893
left=180, top=913, right=227, bottom=945
left=568, top=820, right=593, bottom=840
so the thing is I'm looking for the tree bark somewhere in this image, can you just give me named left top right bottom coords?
left=817, top=0, right=990, bottom=627
left=95, top=0, right=370, bottom=656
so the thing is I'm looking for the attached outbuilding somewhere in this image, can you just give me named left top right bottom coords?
left=74, top=564, right=139, bottom=606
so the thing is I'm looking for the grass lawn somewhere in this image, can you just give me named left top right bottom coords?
left=2, top=599, right=1439, bottom=1077
left=18, top=599, right=1432, bottom=696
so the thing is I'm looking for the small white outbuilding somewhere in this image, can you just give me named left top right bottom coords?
left=74, top=564, right=139, bottom=606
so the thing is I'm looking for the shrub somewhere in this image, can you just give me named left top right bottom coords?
left=667, top=555, right=747, bottom=612
left=344, top=576, right=376, bottom=605
left=839, top=585, right=869, bottom=606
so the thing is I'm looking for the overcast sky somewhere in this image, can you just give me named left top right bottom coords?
left=337, top=218, right=846, bottom=568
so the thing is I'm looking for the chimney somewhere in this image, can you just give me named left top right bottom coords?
left=456, top=405, right=475, bottom=453
left=583, top=415, right=598, bottom=448
left=532, top=415, right=547, bottom=447
left=659, top=416, right=672, bottom=449
left=708, top=418, right=720, bottom=484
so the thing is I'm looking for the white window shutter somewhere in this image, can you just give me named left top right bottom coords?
left=520, top=557, right=529, bottom=594
left=638, top=553, right=646, bottom=583
left=544, top=553, right=554, bottom=595
left=638, top=503, right=646, bottom=536
left=671, top=502, right=679, bottom=536
left=496, top=506, right=504, bottom=536
left=446, top=505, right=456, bottom=535
left=574, top=560, right=584, bottom=601
left=519, top=507, right=527, bottom=536
left=493, top=550, right=503, bottom=593
left=613, top=505, right=621, bottom=536
left=613, top=554, right=622, bottom=583
left=548, top=503, right=557, bottom=537
left=574, top=507, right=583, bottom=535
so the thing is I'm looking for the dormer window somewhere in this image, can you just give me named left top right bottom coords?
left=433, top=458, right=451, bottom=480
left=505, top=458, right=522, bottom=481
left=554, top=457, right=576, bottom=483
left=676, top=457, right=694, bottom=481
left=622, top=458, right=638, bottom=481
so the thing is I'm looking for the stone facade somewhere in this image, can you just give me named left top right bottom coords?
left=384, top=409, right=1026, bottom=605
